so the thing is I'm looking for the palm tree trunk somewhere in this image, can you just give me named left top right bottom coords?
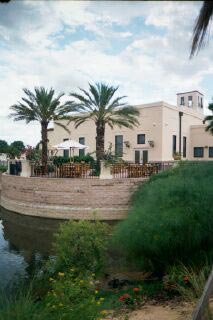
left=41, top=121, right=48, bottom=174
left=96, top=123, right=105, bottom=171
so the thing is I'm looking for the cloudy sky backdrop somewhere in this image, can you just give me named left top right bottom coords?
left=0, top=0, right=212, bottom=146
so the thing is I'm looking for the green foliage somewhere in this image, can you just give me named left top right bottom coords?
left=54, top=220, right=110, bottom=275
left=25, top=146, right=41, bottom=161
left=52, top=153, right=95, bottom=166
left=0, top=140, right=8, bottom=153
left=165, top=264, right=210, bottom=300
left=43, top=271, right=102, bottom=320
left=10, top=140, right=25, bottom=152
left=0, top=165, right=7, bottom=173
left=0, top=285, right=40, bottom=320
left=113, top=162, right=213, bottom=272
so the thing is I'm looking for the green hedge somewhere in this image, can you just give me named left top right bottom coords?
left=113, top=162, right=213, bottom=272
left=52, top=154, right=95, bottom=166
left=0, top=165, right=7, bottom=173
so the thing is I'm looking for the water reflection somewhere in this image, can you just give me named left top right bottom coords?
left=0, top=206, right=64, bottom=289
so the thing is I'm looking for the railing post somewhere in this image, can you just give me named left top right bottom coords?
left=192, top=268, right=213, bottom=320
left=20, top=160, right=31, bottom=177
left=99, top=160, right=113, bottom=179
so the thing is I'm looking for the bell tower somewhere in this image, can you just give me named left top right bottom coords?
left=177, top=90, right=204, bottom=113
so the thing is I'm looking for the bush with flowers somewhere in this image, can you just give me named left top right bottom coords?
left=118, top=287, right=144, bottom=310
left=43, top=269, right=106, bottom=320
left=53, top=220, right=110, bottom=275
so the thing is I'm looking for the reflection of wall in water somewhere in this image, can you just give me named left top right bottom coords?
left=0, top=207, right=64, bottom=265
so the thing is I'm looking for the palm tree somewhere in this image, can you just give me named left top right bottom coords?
left=203, top=101, right=213, bottom=134
left=68, top=83, right=139, bottom=167
left=190, top=1, right=213, bottom=57
left=10, top=87, right=71, bottom=172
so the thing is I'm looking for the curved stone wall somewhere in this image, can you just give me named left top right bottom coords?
left=0, top=174, right=146, bottom=220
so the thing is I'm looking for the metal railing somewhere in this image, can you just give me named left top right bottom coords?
left=30, top=162, right=98, bottom=179
left=110, top=163, right=159, bottom=179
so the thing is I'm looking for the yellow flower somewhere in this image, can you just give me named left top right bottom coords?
left=96, top=301, right=101, bottom=305
left=49, top=277, right=54, bottom=282
left=95, top=290, right=99, bottom=294
left=100, top=310, right=108, bottom=315
left=58, top=272, right=65, bottom=277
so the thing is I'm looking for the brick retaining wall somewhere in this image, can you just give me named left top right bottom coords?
left=0, top=174, right=146, bottom=220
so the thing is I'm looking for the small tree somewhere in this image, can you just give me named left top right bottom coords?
left=68, top=83, right=139, bottom=169
left=10, top=87, right=71, bottom=172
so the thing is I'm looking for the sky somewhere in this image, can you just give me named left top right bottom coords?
left=0, top=0, right=212, bottom=146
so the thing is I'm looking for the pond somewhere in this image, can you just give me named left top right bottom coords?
left=0, top=206, right=64, bottom=290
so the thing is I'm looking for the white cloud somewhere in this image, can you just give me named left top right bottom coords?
left=0, top=0, right=212, bottom=145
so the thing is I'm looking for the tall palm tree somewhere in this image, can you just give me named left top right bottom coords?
left=203, top=101, right=213, bottom=134
left=10, top=87, right=71, bottom=171
left=68, top=83, right=139, bottom=167
left=191, top=1, right=213, bottom=57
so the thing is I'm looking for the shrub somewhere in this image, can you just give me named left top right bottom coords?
left=52, top=154, right=95, bottom=166
left=165, top=264, right=210, bottom=300
left=113, top=162, right=213, bottom=272
left=54, top=220, right=110, bottom=275
left=43, top=271, right=103, bottom=320
left=0, top=165, right=7, bottom=173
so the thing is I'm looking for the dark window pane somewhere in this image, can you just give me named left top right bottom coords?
left=137, top=134, right=145, bottom=144
left=135, top=150, right=140, bottom=163
left=194, top=147, right=204, bottom=158
left=183, top=136, right=186, bottom=157
left=180, top=97, right=184, bottom=105
left=115, top=135, right=123, bottom=157
left=79, top=137, right=85, bottom=157
left=63, top=139, right=69, bottom=158
left=172, top=135, right=176, bottom=155
left=209, top=147, right=213, bottom=158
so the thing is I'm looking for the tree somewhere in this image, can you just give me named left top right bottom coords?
left=10, top=141, right=25, bottom=153
left=68, top=83, right=139, bottom=167
left=191, top=1, right=213, bottom=57
left=10, top=87, right=71, bottom=172
left=203, top=101, right=213, bottom=134
left=0, top=140, right=8, bottom=153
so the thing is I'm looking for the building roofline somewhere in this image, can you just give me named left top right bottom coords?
left=177, top=90, right=204, bottom=96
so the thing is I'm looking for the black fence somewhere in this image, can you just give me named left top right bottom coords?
left=110, top=163, right=160, bottom=179
left=30, top=162, right=98, bottom=179
left=9, top=161, right=22, bottom=176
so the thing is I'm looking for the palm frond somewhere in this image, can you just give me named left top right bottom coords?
left=190, top=1, right=213, bottom=57
left=54, top=121, right=71, bottom=134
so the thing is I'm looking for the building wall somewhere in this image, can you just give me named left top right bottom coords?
left=0, top=174, right=146, bottom=220
left=48, top=100, right=204, bottom=162
left=161, top=103, right=203, bottom=161
left=189, top=125, right=213, bottom=160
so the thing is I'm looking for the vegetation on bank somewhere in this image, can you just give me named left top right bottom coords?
left=0, top=162, right=212, bottom=319
left=113, top=161, right=213, bottom=273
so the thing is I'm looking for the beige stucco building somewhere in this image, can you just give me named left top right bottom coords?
left=47, top=90, right=213, bottom=163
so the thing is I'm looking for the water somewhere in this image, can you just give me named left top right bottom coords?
left=0, top=206, right=64, bottom=289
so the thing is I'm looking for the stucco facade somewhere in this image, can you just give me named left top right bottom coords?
left=47, top=91, right=213, bottom=162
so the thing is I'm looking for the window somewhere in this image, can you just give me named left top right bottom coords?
left=137, top=134, right=145, bottom=144
left=194, top=147, right=204, bottom=158
left=209, top=147, right=213, bottom=158
left=115, top=135, right=123, bottom=157
left=188, top=96, right=192, bottom=107
left=63, top=138, right=69, bottom=158
left=79, top=137, right=85, bottom=157
left=180, top=96, right=185, bottom=106
left=201, top=97, right=203, bottom=108
left=183, top=136, right=186, bottom=158
left=172, top=135, right=176, bottom=155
